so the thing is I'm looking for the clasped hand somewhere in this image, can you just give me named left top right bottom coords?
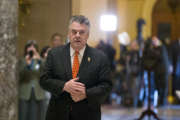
left=63, top=78, right=86, bottom=102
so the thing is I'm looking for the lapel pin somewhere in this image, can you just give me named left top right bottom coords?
left=88, top=57, right=91, bottom=62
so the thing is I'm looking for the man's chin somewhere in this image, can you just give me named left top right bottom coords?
left=72, top=44, right=83, bottom=50
left=74, top=43, right=82, bottom=47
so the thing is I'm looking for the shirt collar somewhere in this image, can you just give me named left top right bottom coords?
left=70, top=45, right=86, bottom=57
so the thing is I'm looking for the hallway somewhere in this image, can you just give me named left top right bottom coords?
left=102, top=105, right=180, bottom=120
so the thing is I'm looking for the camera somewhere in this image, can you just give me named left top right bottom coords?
left=28, top=50, right=34, bottom=58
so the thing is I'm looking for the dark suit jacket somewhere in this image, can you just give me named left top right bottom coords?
left=40, top=43, right=112, bottom=120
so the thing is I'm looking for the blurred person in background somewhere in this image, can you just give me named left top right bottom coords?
left=116, top=40, right=131, bottom=106
left=126, top=40, right=141, bottom=107
left=96, top=40, right=116, bottom=72
left=18, top=40, right=46, bottom=120
left=40, top=46, right=51, bottom=59
left=170, top=39, right=180, bottom=101
left=50, top=33, right=64, bottom=48
left=96, top=40, right=116, bottom=104
left=142, top=36, right=169, bottom=108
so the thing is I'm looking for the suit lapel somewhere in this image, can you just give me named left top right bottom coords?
left=78, top=45, right=91, bottom=77
left=63, top=43, right=73, bottom=80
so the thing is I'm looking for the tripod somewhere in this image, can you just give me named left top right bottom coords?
left=136, top=70, right=160, bottom=120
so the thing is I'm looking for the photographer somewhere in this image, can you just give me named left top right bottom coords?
left=18, top=40, right=46, bottom=120
left=142, top=36, right=169, bottom=107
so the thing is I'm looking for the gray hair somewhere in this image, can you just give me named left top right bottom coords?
left=69, top=15, right=90, bottom=29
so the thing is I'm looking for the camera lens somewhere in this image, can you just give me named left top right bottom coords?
left=28, top=50, right=34, bottom=58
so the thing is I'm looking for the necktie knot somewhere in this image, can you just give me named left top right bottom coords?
left=75, top=51, right=79, bottom=55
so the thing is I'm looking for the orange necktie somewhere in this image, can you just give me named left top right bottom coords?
left=72, top=51, right=79, bottom=78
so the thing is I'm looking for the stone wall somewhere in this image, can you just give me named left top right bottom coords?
left=0, top=0, right=18, bottom=120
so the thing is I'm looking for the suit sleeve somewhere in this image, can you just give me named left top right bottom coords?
left=40, top=50, right=66, bottom=97
left=86, top=54, right=112, bottom=105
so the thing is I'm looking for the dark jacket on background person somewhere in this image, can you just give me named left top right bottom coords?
left=171, top=40, right=180, bottom=90
left=18, top=58, right=46, bottom=100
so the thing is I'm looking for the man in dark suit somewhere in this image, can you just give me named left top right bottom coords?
left=40, top=15, right=112, bottom=120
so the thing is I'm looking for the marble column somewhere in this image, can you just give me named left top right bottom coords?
left=0, top=0, right=18, bottom=120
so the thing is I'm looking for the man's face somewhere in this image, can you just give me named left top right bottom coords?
left=152, top=36, right=159, bottom=46
left=52, top=36, right=62, bottom=48
left=68, top=22, right=89, bottom=50
left=130, top=41, right=138, bottom=50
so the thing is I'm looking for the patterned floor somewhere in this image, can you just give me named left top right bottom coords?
left=101, top=105, right=180, bottom=120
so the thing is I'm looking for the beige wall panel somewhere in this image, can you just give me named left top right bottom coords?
left=18, top=0, right=71, bottom=56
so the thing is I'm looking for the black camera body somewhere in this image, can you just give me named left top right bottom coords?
left=28, top=50, right=34, bottom=58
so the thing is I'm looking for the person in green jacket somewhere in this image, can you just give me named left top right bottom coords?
left=18, top=40, right=46, bottom=120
